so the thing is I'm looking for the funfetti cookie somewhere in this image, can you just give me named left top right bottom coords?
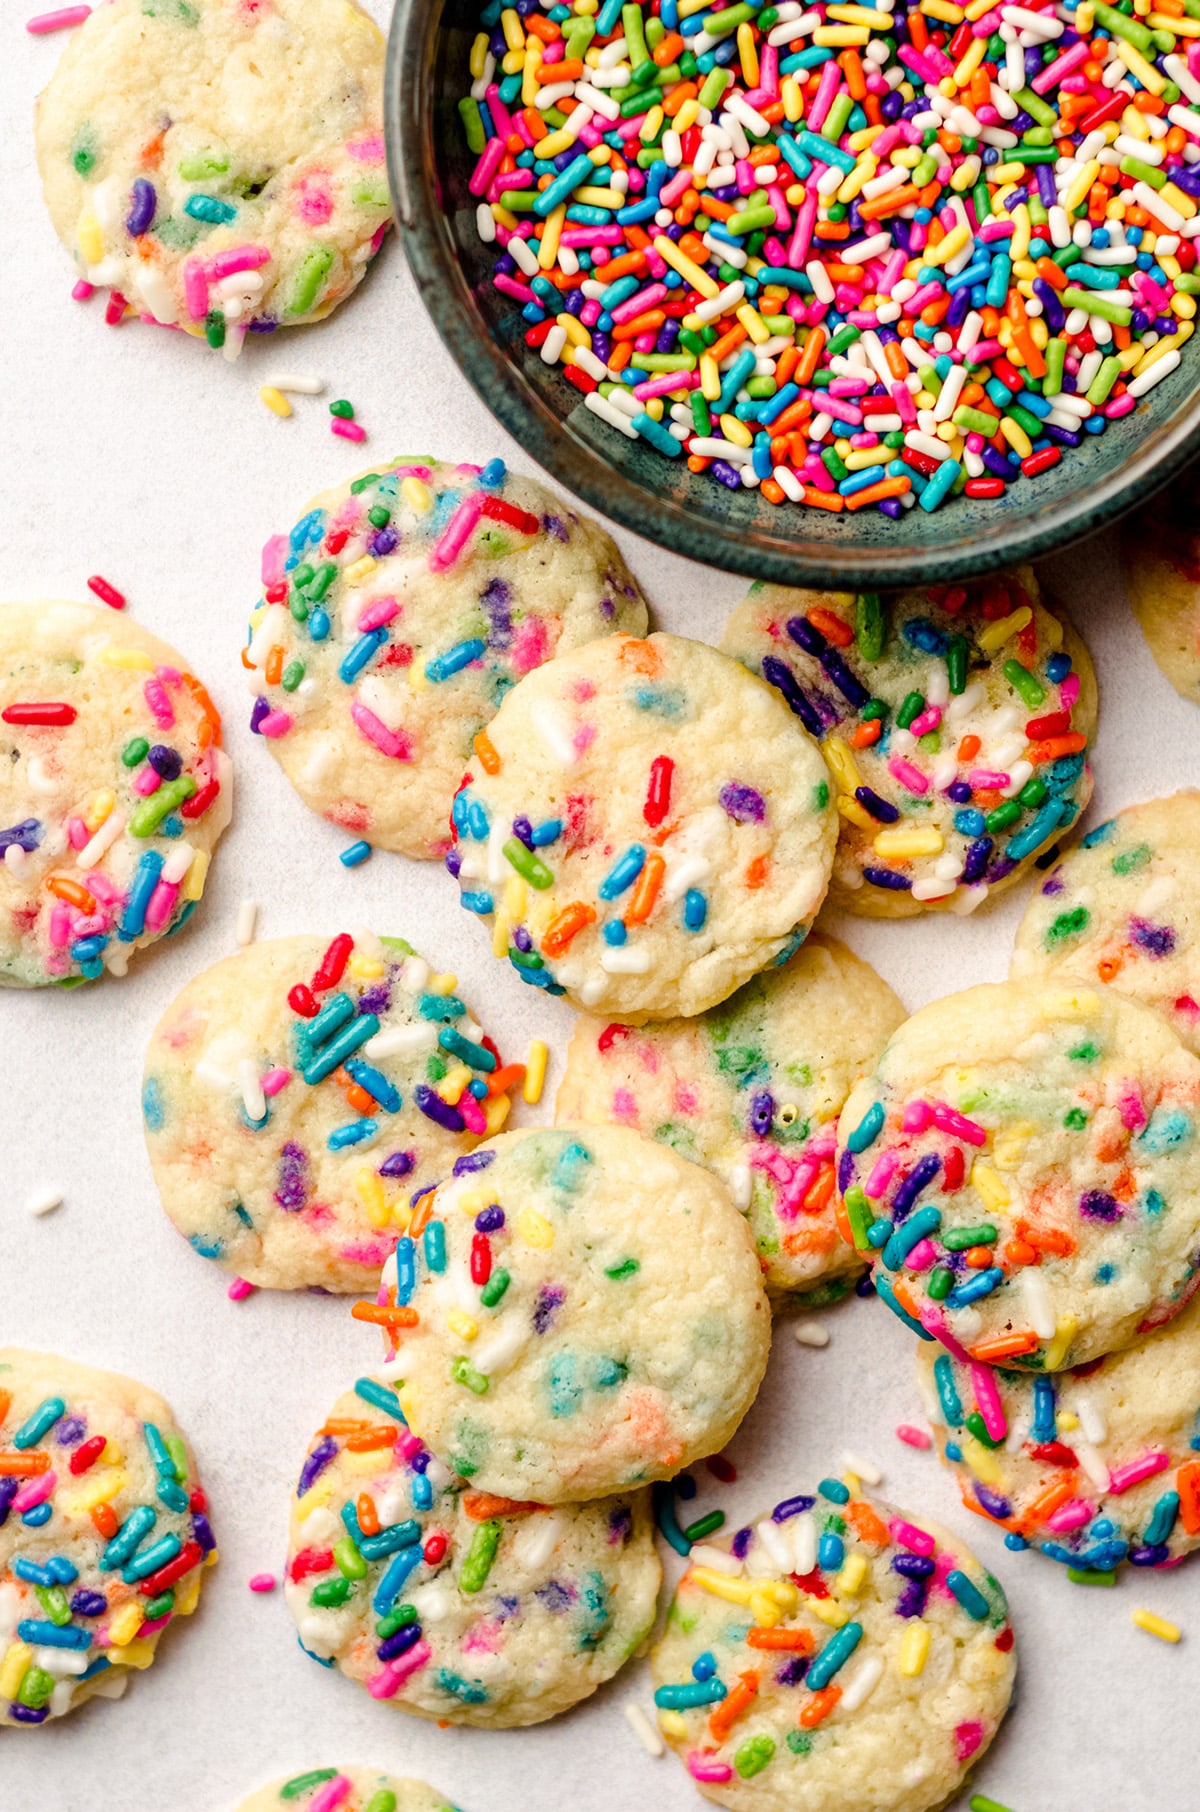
left=0, top=600, right=231, bottom=987
left=836, top=981, right=1200, bottom=1371
left=1012, top=793, right=1200, bottom=1056
left=1122, top=469, right=1200, bottom=701
left=0, top=1349, right=214, bottom=1727
left=143, top=932, right=519, bottom=1292
left=235, top=1774, right=459, bottom=1812
left=35, top=0, right=389, bottom=353
left=447, top=632, right=837, bottom=1023
left=285, top=1376, right=660, bottom=1727
left=555, top=934, right=905, bottom=1306
left=377, top=1125, right=772, bottom=1503
left=650, top=1480, right=1016, bottom=1812
left=918, top=1291, right=1200, bottom=1578
left=245, top=458, right=647, bottom=861
left=721, top=570, right=1097, bottom=917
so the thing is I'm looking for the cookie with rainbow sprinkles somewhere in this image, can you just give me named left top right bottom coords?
left=721, top=567, right=1097, bottom=916
left=246, top=458, right=648, bottom=861
left=376, top=1124, right=771, bottom=1504
left=0, top=1349, right=214, bottom=1727
left=650, top=1479, right=1015, bottom=1812
left=836, top=980, right=1200, bottom=1369
left=447, top=631, right=837, bottom=1021
left=285, top=1374, right=659, bottom=1727
left=1012, top=791, right=1200, bottom=1055
left=235, top=1773, right=461, bottom=1812
left=35, top=0, right=389, bottom=352
left=0, top=599, right=231, bottom=987
left=917, top=1289, right=1200, bottom=1578
left=555, top=932, right=905, bottom=1305
left=143, top=932, right=519, bottom=1293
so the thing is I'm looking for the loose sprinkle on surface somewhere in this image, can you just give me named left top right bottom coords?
left=25, top=1187, right=63, bottom=1218
left=1133, top=1608, right=1182, bottom=1642
left=625, top=1700, right=666, bottom=1757
left=795, top=1318, right=830, bottom=1347
left=235, top=899, right=259, bottom=947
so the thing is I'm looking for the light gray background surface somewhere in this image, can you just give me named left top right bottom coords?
left=5, top=7, right=1198, bottom=1807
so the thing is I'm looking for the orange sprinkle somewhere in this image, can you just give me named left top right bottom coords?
left=795, top=327, right=827, bottom=386
left=462, top=1490, right=542, bottom=1520
left=0, top=1452, right=51, bottom=1477
left=626, top=851, right=665, bottom=924
left=845, top=476, right=910, bottom=511
left=409, top=1192, right=437, bottom=1237
left=957, top=733, right=981, bottom=761
left=744, top=853, right=771, bottom=890
left=1178, top=1459, right=1200, bottom=1535
left=746, top=1628, right=816, bottom=1653
left=801, top=1164, right=836, bottom=1215
left=963, top=1245, right=996, bottom=1270
left=802, top=486, right=844, bottom=512
left=845, top=1499, right=890, bottom=1546
left=357, top=1492, right=381, bottom=1536
left=850, top=719, right=882, bottom=749
left=345, top=1428, right=399, bottom=1453
left=473, top=728, right=501, bottom=775
left=807, top=607, right=853, bottom=647
left=799, top=1685, right=841, bottom=1728
left=265, top=644, right=284, bottom=686
left=618, top=636, right=665, bottom=677
left=709, top=1671, right=759, bottom=1744
left=969, top=1330, right=1040, bottom=1362
left=486, top=1061, right=525, bottom=1098
left=92, top=1502, right=119, bottom=1540
left=542, top=901, right=597, bottom=957
left=351, top=1303, right=419, bottom=1330
left=1022, top=1475, right=1077, bottom=1529
left=45, top=875, right=97, bottom=914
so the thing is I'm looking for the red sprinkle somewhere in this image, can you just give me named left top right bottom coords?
left=942, top=1146, right=965, bottom=1191
left=68, top=1435, right=106, bottom=1476
left=423, top=1533, right=448, bottom=1566
left=288, top=983, right=319, bottom=1018
left=705, top=1455, right=737, bottom=1484
left=597, top=1022, right=633, bottom=1055
left=995, top=1627, right=1015, bottom=1652
left=470, top=1232, right=492, bottom=1286
left=311, top=933, right=353, bottom=992
left=481, top=495, right=540, bottom=536
left=179, top=777, right=219, bottom=819
left=290, top=1545, right=333, bottom=1581
left=138, top=1538, right=203, bottom=1594
left=1021, top=447, right=1061, bottom=478
left=2, top=702, right=78, bottom=726
left=643, top=755, right=674, bottom=828
left=86, top=575, right=126, bottom=610
left=964, top=479, right=1006, bottom=499
left=1025, top=710, right=1071, bottom=740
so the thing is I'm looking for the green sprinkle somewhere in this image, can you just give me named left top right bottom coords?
left=604, top=1257, right=640, bottom=1279
left=928, top=1264, right=955, bottom=1300
left=1067, top=1568, right=1116, bottom=1586
left=683, top=1509, right=726, bottom=1543
left=459, top=1518, right=502, bottom=1593
left=1063, top=1107, right=1088, bottom=1130
left=350, top=473, right=382, bottom=494
left=896, top=690, right=925, bottom=730
left=33, top=1584, right=71, bottom=1626
left=1002, top=658, right=1046, bottom=709
left=1060, top=288, right=1132, bottom=326
left=331, top=399, right=355, bottom=419
left=503, top=837, right=554, bottom=889
left=288, top=246, right=334, bottom=316
left=984, top=800, right=1021, bottom=834
left=16, top=1666, right=54, bottom=1710
left=178, top=152, right=229, bottom=180
left=333, top=1536, right=366, bottom=1580
left=121, top=736, right=150, bottom=767
left=786, top=1730, right=813, bottom=1755
left=946, top=634, right=969, bottom=696
left=856, top=591, right=886, bottom=661
left=71, top=128, right=99, bottom=176
left=281, top=659, right=305, bottom=692
left=451, top=1356, right=490, bottom=1395
left=1069, top=1040, right=1099, bottom=1063
left=1017, top=777, right=1047, bottom=808
left=205, top=309, right=226, bottom=349
left=1046, top=905, right=1089, bottom=944
left=128, top=774, right=197, bottom=837
left=364, top=1795, right=398, bottom=1812
left=311, top=1575, right=354, bottom=1607
left=966, top=1411, right=1005, bottom=1450
left=375, top=1603, right=418, bottom=1638
left=843, top=1184, right=871, bottom=1250
left=458, top=95, right=486, bottom=154
left=1112, top=842, right=1152, bottom=875
left=735, top=1735, right=777, bottom=1778
left=281, top=1772, right=339, bottom=1800
left=480, top=1268, right=510, bottom=1308
left=942, top=1224, right=998, bottom=1250
left=1086, top=354, right=1123, bottom=405
left=143, top=1589, right=175, bottom=1620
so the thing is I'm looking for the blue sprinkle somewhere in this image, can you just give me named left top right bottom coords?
left=340, top=840, right=372, bottom=868
left=426, top=638, right=487, bottom=682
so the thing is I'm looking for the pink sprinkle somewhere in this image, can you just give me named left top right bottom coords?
left=889, top=1516, right=935, bottom=1557
left=458, top=1091, right=486, bottom=1134
left=969, top=1361, right=1007, bottom=1442
left=332, top=418, right=367, bottom=444
left=1107, top=1451, right=1171, bottom=1495
left=369, top=1639, right=432, bottom=1698
left=347, top=133, right=385, bottom=162
left=208, top=245, right=272, bottom=280
left=310, top=1778, right=354, bottom=1812
left=350, top=700, right=413, bottom=761
left=909, top=706, right=942, bottom=736
left=228, top=1278, right=256, bottom=1301
left=429, top=492, right=485, bottom=574
left=395, top=1430, right=425, bottom=1464
left=897, top=1424, right=932, bottom=1450
left=954, top=1720, right=985, bottom=1763
left=922, top=1306, right=972, bottom=1362
left=143, top=878, right=180, bottom=932
left=26, top=6, right=90, bottom=31
left=71, top=279, right=94, bottom=301
left=967, top=769, right=1009, bottom=790
left=357, top=595, right=401, bottom=632
left=687, top=1754, right=734, bottom=1785
left=13, top=1472, right=56, bottom=1514
left=1045, top=1497, right=1095, bottom=1533
left=906, top=1237, right=938, bottom=1271
left=931, top=1102, right=987, bottom=1146
left=1060, top=671, right=1081, bottom=709
left=132, top=767, right=161, bottom=797
left=248, top=1573, right=276, bottom=1593
left=865, top=1150, right=899, bottom=1199
left=261, top=1068, right=291, bottom=1097
left=888, top=755, right=929, bottom=794
left=67, top=817, right=88, bottom=850
left=901, top=1101, right=933, bottom=1134
left=144, top=677, right=174, bottom=727
left=183, top=257, right=209, bottom=321
left=257, top=709, right=294, bottom=739
left=1118, top=1086, right=1147, bottom=1132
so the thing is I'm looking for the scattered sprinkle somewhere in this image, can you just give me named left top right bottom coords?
left=264, top=373, right=325, bottom=396
left=248, top=1573, right=277, bottom=1593
left=523, top=1038, right=549, bottom=1105
left=26, top=5, right=90, bottom=31
left=340, top=839, right=372, bottom=868
left=259, top=385, right=293, bottom=419
left=625, top=1700, right=665, bottom=1758
left=86, top=574, right=125, bottom=610
left=1133, top=1608, right=1182, bottom=1643
left=235, top=899, right=259, bottom=947
left=970, top=1798, right=1016, bottom=1812
left=25, top=1187, right=63, bottom=1218
left=794, top=1319, right=830, bottom=1348
left=331, top=417, right=367, bottom=444
left=227, top=1278, right=256, bottom=1302
left=896, top=1424, right=933, bottom=1450
left=329, top=399, right=355, bottom=419
left=842, top=1451, right=883, bottom=1487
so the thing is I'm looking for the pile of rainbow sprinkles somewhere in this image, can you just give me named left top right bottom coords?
left=459, top=0, right=1200, bottom=518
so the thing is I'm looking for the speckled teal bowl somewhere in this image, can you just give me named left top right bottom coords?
left=386, top=0, right=1200, bottom=588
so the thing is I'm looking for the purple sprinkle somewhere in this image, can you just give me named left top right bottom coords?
left=863, top=865, right=912, bottom=891
left=775, top=1657, right=809, bottom=1686
left=444, top=847, right=463, bottom=878
left=147, top=745, right=183, bottom=781
left=750, top=1090, right=774, bottom=1136
left=1129, top=1543, right=1171, bottom=1567
left=70, top=1589, right=107, bottom=1617
left=511, top=816, right=535, bottom=849
left=1129, top=918, right=1175, bottom=959
left=533, top=1285, right=565, bottom=1334
left=275, top=1142, right=310, bottom=1213
left=542, top=514, right=569, bottom=542
left=126, top=176, right=156, bottom=236
left=377, top=1622, right=423, bottom=1661
left=1080, top=1190, right=1121, bottom=1223
left=476, top=1206, right=505, bottom=1232
left=608, top=1504, right=633, bottom=1545
left=297, top=1437, right=338, bottom=1497
left=357, top=983, right=392, bottom=1016
left=974, top=1483, right=1013, bottom=1520
left=1041, top=872, right=1065, bottom=895
left=537, top=1578, right=575, bottom=1613
left=771, top=1494, right=815, bottom=1523
left=837, top=1149, right=855, bottom=1194
left=896, top=1577, right=928, bottom=1618
left=192, top=1512, right=216, bottom=1556
left=380, top=1150, right=416, bottom=1179
left=369, top=527, right=399, bottom=558
left=0, top=1478, right=18, bottom=1525
left=719, top=782, right=766, bottom=824
left=454, top=1150, right=496, bottom=1175
left=891, top=1153, right=941, bottom=1220
left=512, top=924, right=532, bottom=953
left=55, top=1417, right=87, bottom=1447
left=481, top=577, right=513, bottom=648
left=9, top=1705, right=48, bottom=1724
left=892, top=1553, right=935, bottom=1579
left=415, top=1083, right=465, bottom=1132
left=250, top=696, right=270, bottom=734
left=731, top=1525, right=754, bottom=1559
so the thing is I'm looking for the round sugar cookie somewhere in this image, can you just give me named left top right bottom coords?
left=1122, top=471, right=1200, bottom=700
left=0, top=599, right=232, bottom=988
left=554, top=933, right=905, bottom=1305
left=143, top=931, right=520, bottom=1292
left=0, top=1348, right=214, bottom=1728
left=235, top=1770, right=459, bottom=1812
left=379, top=1125, right=772, bottom=1503
left=917, top=1290, right=1200, bottom=1577
left=650, top=1480, right=1016, bottom=1812
left=836, top=980, right=1200, bottom=1371
left=35, top=0, right=389, bottom=352
left=246, top=457, right=648, bottom=861
left=1011, top=792, right=1200, bottom=1056
left=720, top=568, right=1097, bottom=917
left=286, top=1375, right=660, bottom=1727
left=448, top=632, right=837, bottom=1022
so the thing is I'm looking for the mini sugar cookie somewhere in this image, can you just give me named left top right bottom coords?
left=554, top=934, right=905, bottom=1305
left=378, top=1125, right=771, bottom=1503
left=235, top=1768, right=460, bottom=1812
left=285, top=1375, right=660, bottom=1726
left=448, top=632, right=837, bottom=1022
left=650, top=1480, right=1015, bottom=1812
left=35, top=0, right=389, bottom=353
left=1122, top=471, right=1200, bottom=700
left=246, top=457, right=647, bottom=860
left=0, top=599, right=231, bottom=987
left=836, top=981, right=1200, bottom=1371
left=143, top=932, right=519, bottom=1292
left=721, top=569, right=1097, bottom=917
left=1012, top=793, right=1200, bottom=1056
left=0, top=1349, right=214, bottom=1728
left=918, top=1291, right=1200, bottom=1578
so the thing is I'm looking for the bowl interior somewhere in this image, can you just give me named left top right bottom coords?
left=387, top=0, right=1200, bottom=587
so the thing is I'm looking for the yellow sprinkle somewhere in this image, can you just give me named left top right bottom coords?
left=343, top=556, right=377, bottom=587
left=102, top=1438, right=122, bottom=1464
left=500, top=6, right=524, bottom=49
left=438, top=1064, right=472, bottom=1105
left=517, top=1206, right=554, bottom=1247
left=1063, top=158, right=1101, bottom=215
left=658, top=1709, right=689, bottom=1740
left=654, top=234, right=721, bottom=300
left=700, top=352, right=721, bottom=401
left=844, top=445, right=889, bottom=473
left=347, top=954, right=385, bottom=979
left=1115, top=36, right=1165, bottom=92
left=640, top=105, right=665, bottom=144
left=690, top=1567, right=755, bottom=1605
left=993, top=1122, right=1035, bottom=1168
left=737, top=17, right=759, bottom=83
left=448, top=1310, right=478, bottom=1342
left=674, top=97, right=701, bottom=132
left=1132, top=1609, right=1181, bottom=1643
left=749, top=1588, right=786, bottom=1628
left=823, top=736, right=862, bottom=795
left=538, top=204, right=566, bottom=271
left=975, top=605, right=1032, bottom=652
left=1057, top=1410, right=1080, bottom=1432
left=999, top=416, right=1034, bottom=461
left=469, top=31, right=489, bottom=79
left=357, top=1168, right=388, bottom=1229
left=827, top=2, right=893, bottom=21
left=66, top=1469, right=128, bottom=1516
left=806, top=1595, right=850, bottom=1628
left=84, top=790, right=115, bottom=833
left=873, top=827, right=945, bottom=860
left=524, top=1039, right=548, bottom=1105
left=183, top=849, right=209, bottom=903
left=926, top=224, right=972, bottom=268
left=1039, top=988, right=1100, bottom=1020
left=428, top=972, right=458, bottom=996
left=921, top=0, right=965, bottom=18
left=836, top=1553, right=868, bottom=1597
left=837, top=796, right=877, bottom=833
left=719, top=413, right=754, bottom=449
left=899, top=1621, right=931, bottom=1676
left=812, top=23, right=870, bottom=42
left=458, top=1186, right=492, bottom=1216
left=953, top=34, right=986, bottom=85
left=492, top=909, right=512, bottom=959
left=971, top=1162, right=1010, bottom=1213
left=77, top=212, right=103, bottom=265
left=259, top=385, right=292, bottom=419
left=401, top=475, right=432, bottom=513
left=0, top=1643, right=32, bottom=1702
left=962, top=1434, right=1004, bottom=1486
left=108, top=1602, right=146, bottom=1649
left=98, top=647, right=154, bottom=670
left=536, top=129, right=573, bottom=160
left=1075, top=0, right=1094, bottom=25
left=733, top=303, right=769, bottom=345
left=113, top=1638, right=157, bottom=1670
left=1162, top=180, right=1198, bottom=219
left=1043, top=1316, right=1078, bottom=1371
left=175, top=1567, right=203, bottom=1616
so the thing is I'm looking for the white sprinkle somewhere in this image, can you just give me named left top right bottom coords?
left=689, top=1542, right=743, bottom=1575
left=790, top=1512, right=817, bottom=1575
left=264, top=373, right=325, bottom=395
left=839, top=1653, right=884, bottom=1711
left=511, top=1512, right=564, bottom=1572
left=1073, top=1389, right=1107, bottom=1446
left=794, top=1319, right=830, bottom=1347
left=1023, top=1269, right=1056, bottom=1340
left=236, top=899, right=258, bottom=947
left=625, top=1701, right=665, bottom=1757
left=755, top=1517, right=793, bottom=1570
left=599, top=945, right=652, bottom=975
left=365, top=1022, right=438, bottom=1061
left=1127, top=349, right=1181, bottom=397
left=239, top=1058, right=266, bottom=1125
left=841, top=1451, right=883, bottom=1487
left=26, top=1187, right=63, bottom=1219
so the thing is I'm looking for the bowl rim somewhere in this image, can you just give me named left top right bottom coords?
left=385, top=0, right=1200, bottom=589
